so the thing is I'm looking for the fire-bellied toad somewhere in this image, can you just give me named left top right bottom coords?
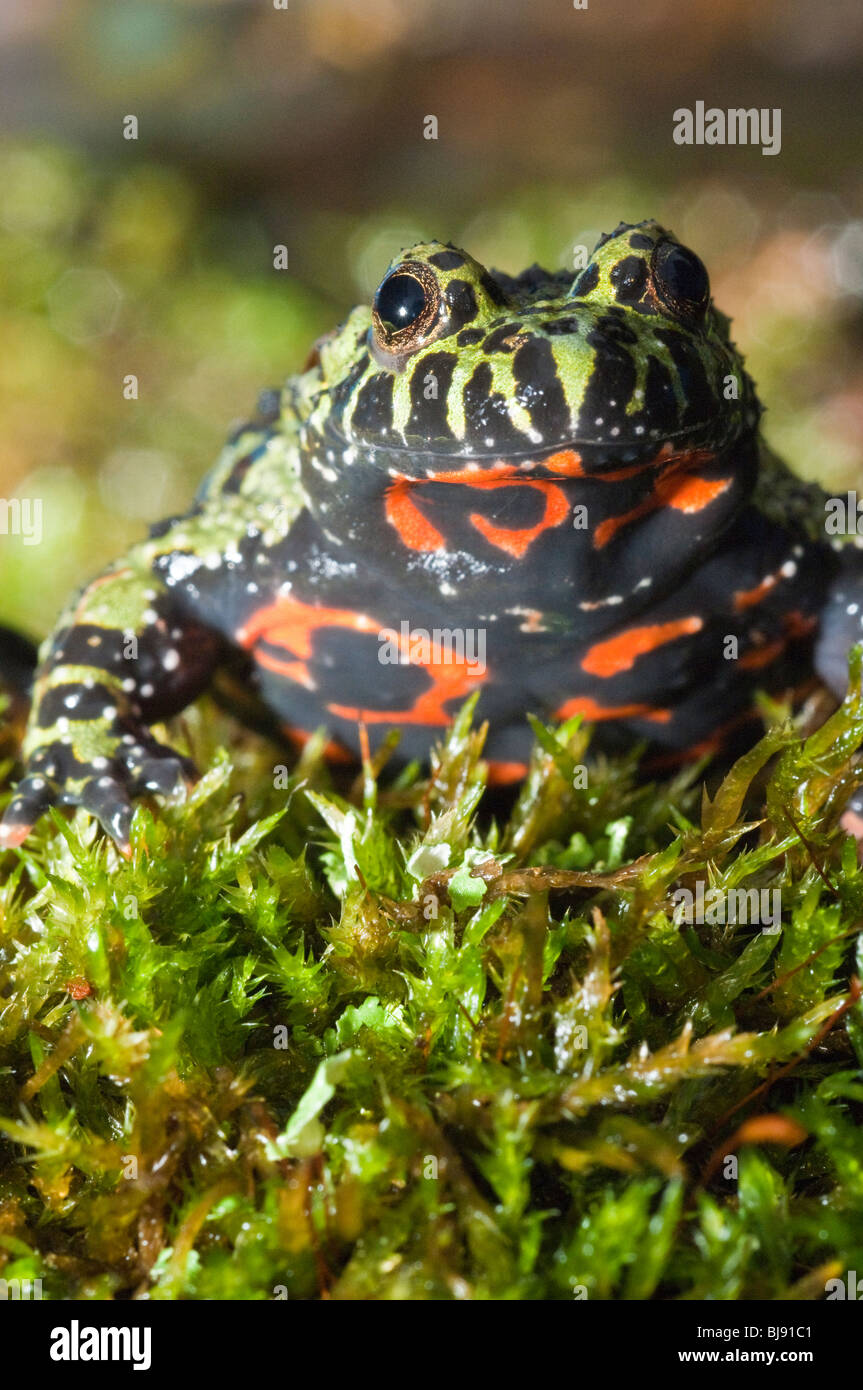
left=2, top=219, right=861, bottom=850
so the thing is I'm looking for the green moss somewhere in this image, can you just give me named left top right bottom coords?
left=1, top=670, right=863, bottom=1300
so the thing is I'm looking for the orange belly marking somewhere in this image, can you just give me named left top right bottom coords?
left=238, top=594, right=486, bottom=727
left=555, top=696, right=672, bottom=724
left=581, top=616, right=703, bottom=678
left=385, top=462, right=573, bottom=558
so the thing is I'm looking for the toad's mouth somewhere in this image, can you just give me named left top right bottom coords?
left=321, top=406, right=758, bottom=477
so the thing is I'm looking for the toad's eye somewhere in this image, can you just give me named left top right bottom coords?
left=651, top=242, right=710, bottom=319
left=374, top=273, right=427, bottom=332
left=371, top=262, right=441, bottom=355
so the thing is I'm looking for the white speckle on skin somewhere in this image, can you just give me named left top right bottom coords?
left=163, top=649, right=180, bottom=670
left=579, top=593, right=624, bottom=611
left=166, top=553, right=203, bottom=585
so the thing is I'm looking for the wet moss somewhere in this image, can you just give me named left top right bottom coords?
left=1, top=672, right=863, bottom=1300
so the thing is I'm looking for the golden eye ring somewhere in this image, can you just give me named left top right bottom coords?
left=371, top=261, right=442, bottom=356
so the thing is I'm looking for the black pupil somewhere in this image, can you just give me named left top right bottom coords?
left=660, top=246, right=709, bottom=304
left=374, top=273, right=427, bottom=333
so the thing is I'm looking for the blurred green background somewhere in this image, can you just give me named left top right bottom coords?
left=1, top=0, right=862, bottom=636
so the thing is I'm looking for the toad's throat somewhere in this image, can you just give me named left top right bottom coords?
left=382, top=446, right=726, bottom=558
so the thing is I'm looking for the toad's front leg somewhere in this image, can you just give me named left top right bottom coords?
left=0, top=541, right=222, bottom=852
